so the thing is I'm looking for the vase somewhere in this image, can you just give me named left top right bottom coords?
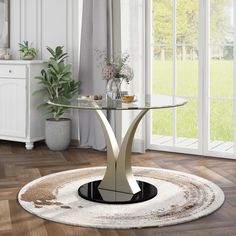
left=106, top=78, right=122, bottom=100
left=22, top=54, right=35, bottom=60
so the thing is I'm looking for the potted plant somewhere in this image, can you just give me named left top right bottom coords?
left=19, top=41, right=37, bottom=60
left=34, top=46, right=80, bottom=151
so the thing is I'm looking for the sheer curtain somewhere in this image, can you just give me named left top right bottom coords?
left=79, top=0, right=146, bottom=152
left=120, top=0, right=147, bottom=153
left=79, top=0, right=120, bottom=150
left=79, top=0, right=108, bottom=150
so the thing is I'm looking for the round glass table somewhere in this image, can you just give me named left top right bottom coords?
left=49, top=95, right=186, bottom=204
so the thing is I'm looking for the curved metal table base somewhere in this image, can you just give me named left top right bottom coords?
left=95, top=109, right=149, bottom=195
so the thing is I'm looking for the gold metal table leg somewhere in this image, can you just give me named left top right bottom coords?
left=95, top=109, right=149, bottom=194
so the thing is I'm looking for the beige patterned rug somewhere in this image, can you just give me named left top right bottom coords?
left=18, top=167, right=225, bottom=229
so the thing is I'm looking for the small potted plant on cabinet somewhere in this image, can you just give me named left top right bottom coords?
left=34, top=46, right=80, bottom=151
left=19, top=41, right=37, bottom=60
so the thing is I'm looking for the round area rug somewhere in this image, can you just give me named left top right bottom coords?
left=18, top=167, right=225, bottom=229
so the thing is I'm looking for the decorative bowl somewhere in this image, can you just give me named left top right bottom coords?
left=121, top=95, right=136, bottom=103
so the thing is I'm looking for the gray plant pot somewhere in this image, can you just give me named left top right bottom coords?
left=45, top=118, right=71, bottom=151
left=22, top=54, right=35, bottom=60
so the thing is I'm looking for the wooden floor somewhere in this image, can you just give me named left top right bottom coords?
left=0, top=141, right=236, bottom=236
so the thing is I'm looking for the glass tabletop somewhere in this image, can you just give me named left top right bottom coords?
left=48, top=95, right=187, bottom=111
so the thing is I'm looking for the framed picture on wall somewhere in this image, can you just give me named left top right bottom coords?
left=0, top=0, right=10, bottom=48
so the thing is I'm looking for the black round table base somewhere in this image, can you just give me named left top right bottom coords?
left=78, top=180, right=157, bottom=204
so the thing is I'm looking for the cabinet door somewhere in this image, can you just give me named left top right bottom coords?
left=0, top=78, right=26, bottom=138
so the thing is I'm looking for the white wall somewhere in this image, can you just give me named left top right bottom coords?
left=10, top=0, right=82, bottom=140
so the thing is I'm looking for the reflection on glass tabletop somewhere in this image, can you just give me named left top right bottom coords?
left=48, top=95, right=187, bottom=111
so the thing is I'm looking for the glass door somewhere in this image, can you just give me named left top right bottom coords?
left=207, top=0, right=235, bottom=156
left=147, top=0, right=236, bottom=158
left=149, top=0, right=200, bottom=155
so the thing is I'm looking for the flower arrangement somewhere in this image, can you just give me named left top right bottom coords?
left=97, top=51, right=134, bottom=84
left=96, top=51, right=134, bottom=99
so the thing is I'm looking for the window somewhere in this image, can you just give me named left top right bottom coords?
left=147, top=0, right=236, bottom=158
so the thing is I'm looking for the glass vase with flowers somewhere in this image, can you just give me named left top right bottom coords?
left=97, top=51, right=134, bottom=100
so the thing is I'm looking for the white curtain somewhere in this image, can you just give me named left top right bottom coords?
left=120, top=0, right=147, bottom=153
left=79, top=0, right=108, bottom=150
left=79, top=0, right=146, bottom=152
left=79, top=0, right=119, bottom=150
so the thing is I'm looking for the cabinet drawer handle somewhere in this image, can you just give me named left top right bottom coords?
left=9, top=70, right=12, bottom=73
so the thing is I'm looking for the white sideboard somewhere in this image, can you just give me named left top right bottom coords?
left=0, top=60, right=45, bottom=150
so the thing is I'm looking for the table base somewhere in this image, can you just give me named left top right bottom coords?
left=78, top=180, right=157, bottom=204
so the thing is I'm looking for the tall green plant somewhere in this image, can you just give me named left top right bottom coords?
left=34, top=46, right=80, bottom=120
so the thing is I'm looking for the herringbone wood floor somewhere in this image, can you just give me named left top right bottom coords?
left=0, top=141, right=236, bottom=236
